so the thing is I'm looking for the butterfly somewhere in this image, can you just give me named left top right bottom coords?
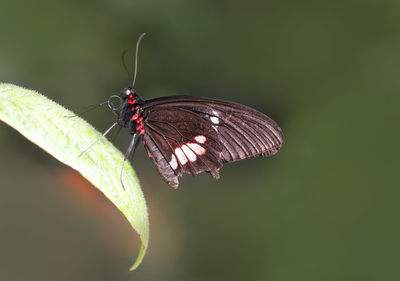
left=81, top=33, right=283, bottom=188
left=112, top=89, right=283, bottom=188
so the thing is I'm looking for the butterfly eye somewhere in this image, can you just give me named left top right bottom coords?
left=121, top=88, right=131, bottom=99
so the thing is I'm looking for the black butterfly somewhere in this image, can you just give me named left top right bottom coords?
left=81, top=33, right=283, bottom=188
left=112, top=89, right=283, bottom=188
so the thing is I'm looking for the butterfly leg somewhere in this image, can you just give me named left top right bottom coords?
left=78, top=122, right=118, bottom=157
left=120, top=133, right=140, bottom=190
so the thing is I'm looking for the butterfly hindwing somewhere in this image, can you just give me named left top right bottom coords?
left=142, top=107, right=224, bottom=187
left=143, top=133, right=179, bottom=188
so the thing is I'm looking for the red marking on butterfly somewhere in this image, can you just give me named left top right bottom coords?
left=136, top=123, right=144, bottom=131
left=130, top=113, right=139, bottom=121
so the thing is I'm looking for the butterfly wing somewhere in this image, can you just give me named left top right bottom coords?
left=141, top=96, right=283, bottom=187
left=142, top=107, right=223, bottom=188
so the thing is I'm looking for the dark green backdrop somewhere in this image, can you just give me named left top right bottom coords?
left=1, top=0, right=399, bottom=280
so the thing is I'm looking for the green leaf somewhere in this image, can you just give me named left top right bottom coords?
left=0, top=83, right=148, bottom=271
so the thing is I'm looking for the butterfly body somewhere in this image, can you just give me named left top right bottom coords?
left=117, top=87, right=283, bottom=188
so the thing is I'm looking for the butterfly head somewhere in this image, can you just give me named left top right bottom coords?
left=120, top=87, right=143, bottom=106
left=121, top=88, right=138, bottom=101
left=116, top=87, right=144, bottom=128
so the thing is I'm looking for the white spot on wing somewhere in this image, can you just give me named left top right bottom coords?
left=194, top=135, right=207, bottom=144
left=174, top=147, right=188, bottom=165
left=182, top=144, right=197, bottom=162
left=187, top=143, right=206, bottom=156
left=210, top=116, right=220, bottom=124
left=169, top=154, right=178, bottom=169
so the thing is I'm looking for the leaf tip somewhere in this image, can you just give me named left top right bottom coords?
left=129, top=242, right=147, bottom=271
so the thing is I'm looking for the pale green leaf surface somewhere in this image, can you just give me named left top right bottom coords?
left=0, top=83, right=148, bottom=271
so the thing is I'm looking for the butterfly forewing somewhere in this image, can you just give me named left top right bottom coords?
left=142, top=96, right=283, bottom=163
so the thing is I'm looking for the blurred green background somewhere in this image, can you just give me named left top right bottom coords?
left=1, top=0, right=399, bottom=280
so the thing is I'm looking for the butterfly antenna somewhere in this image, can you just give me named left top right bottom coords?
left=121, top=49, right=133, bottom=85
left=132, top=32, right=146, bottom=89
left=64, top=101, right=109, bottom=118
left=120, top=133, right=138, bottom=190
left=78, top=122, right=118, bottom=157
